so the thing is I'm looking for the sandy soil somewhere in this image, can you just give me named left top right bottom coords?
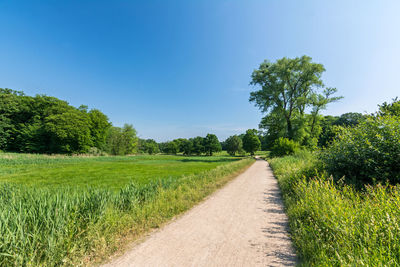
left=102, top=158, right=297, bottom=267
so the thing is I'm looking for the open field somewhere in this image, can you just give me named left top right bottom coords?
left=0, top=153, right=239, bottom=189
left=0, top=153, right=254, bottom=266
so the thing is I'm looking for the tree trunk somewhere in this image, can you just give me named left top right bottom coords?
left=287, top=119, right=293, bottom=139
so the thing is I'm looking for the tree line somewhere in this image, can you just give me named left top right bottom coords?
left=140, top=129, right=261, bottom=156
left=0, top=88, right=262, bottom=156
left=0, top=88, right=137, bottom=155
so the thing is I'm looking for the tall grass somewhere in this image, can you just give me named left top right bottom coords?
left=269, top=152, right=400, bottom=266
left=0, top=157, right=254, bottom=266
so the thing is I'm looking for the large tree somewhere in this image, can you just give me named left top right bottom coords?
left=191, top=136, right=205, bottom=155
left=225, top=135, right=243, bottom=156
left=164, top=141, right=179, bottom=155
left=45, top=109, right=93, bottom=153
left=181, top=139, right=193, bottom=156
left=242, top=129, right=261, bottom=156
left=204, top=134, right=222, bottom=156
left=105, top=124, right=138, bottom=155
left=249, top=56, right=341, bottom=143
left=88, top=109, right=111, bottom=150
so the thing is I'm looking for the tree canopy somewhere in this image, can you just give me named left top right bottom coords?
left=249, top=56, right=342, bottom=148
left=242, top=129, right=261, bottom=156
left=0, top=88, right=139, bottom=155
left=225, top=135, right=243, bottom=156
left=139, top=139, right=159, bottom=155
left=204, top=134, right=222, bottom=156
left=377, top=97, right=400, bottom=117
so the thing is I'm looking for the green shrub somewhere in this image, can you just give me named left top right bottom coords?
left=270, top=137, right=300, bottom=157
left=321, top=116, right=400, bottom=184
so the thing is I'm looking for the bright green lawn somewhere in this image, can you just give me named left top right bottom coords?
left=0, top=153, right=240, bottom=189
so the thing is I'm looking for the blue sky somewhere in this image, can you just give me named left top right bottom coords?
left=1, top=1, right=399, bottom=141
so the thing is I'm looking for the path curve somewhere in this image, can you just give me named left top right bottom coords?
left=103, top=159, right=297, bottom=267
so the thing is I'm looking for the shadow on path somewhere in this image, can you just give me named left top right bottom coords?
left=260, top=173, right=298, bottom=266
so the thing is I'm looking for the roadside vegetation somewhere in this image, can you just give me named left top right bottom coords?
left=250, top=56, right=400, bottom=265
left=270, top=148, right=400, bottom=266
left=0, top=153, right=254, bottom=266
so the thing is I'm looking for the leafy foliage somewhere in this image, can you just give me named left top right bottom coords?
left=181, top=139, right=194, bottom=155
left=318, top=113, right=365, bottom=148
left=321, top=116, right=400, bottom=184
left=377, top=97, right=400, bottom=117
left=45, top=109, right=93, bottom=153
left=225, top=135, right=243, bottom=156
left=139, top=139, right=159, bottom=155
left=191, top=136, right=205, bottom=155
left=0, top=88, right=113, bottom=154
left=163, top=141, right=179, bottom=155
left=105, top=124, right=138, bottom=155
left=270, top=137, right=300, bottom=157
left=88, top=109, right=111, bottom=150
left=203, top=134, right=222, bottom=156
left=249, top=56, right=342, bottom=149
left=242, top=129, right=261, bottom=155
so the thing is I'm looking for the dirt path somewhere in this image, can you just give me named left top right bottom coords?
left=103, top=159, right=297, bottom=267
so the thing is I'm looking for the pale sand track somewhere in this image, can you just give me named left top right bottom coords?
left=103, top=158, right=297, bottom=267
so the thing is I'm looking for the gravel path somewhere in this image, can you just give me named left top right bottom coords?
left=103, top=158, right=297, bottom=267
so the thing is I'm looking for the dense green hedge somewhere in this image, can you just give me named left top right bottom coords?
left=321, top=116, right=400, bottom=185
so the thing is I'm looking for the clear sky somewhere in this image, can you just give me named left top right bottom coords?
left=1, top=1, right=399, bottom=141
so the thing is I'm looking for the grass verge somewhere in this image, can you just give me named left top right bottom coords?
left=0, top=157, right=254, bottom=266
left=269, top=151, right=400, bottom=266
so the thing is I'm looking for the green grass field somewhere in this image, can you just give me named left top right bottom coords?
left=0, top=153, right=254, bottom=266
left=0, top=153, right=239, bottom=189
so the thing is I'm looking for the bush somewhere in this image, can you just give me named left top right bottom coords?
left=270, top=137, right=300, bottom=157
left=321, top=116, right=400, bottom=184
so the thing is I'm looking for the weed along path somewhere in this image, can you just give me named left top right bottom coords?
left=103, top=158, right=297, bottom=267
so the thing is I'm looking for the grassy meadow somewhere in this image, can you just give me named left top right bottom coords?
left=0, top=152, right=254, bottom=266
left=269, top=151, right=400, bottom=266
left=0, top=153, right=238, bottom=188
